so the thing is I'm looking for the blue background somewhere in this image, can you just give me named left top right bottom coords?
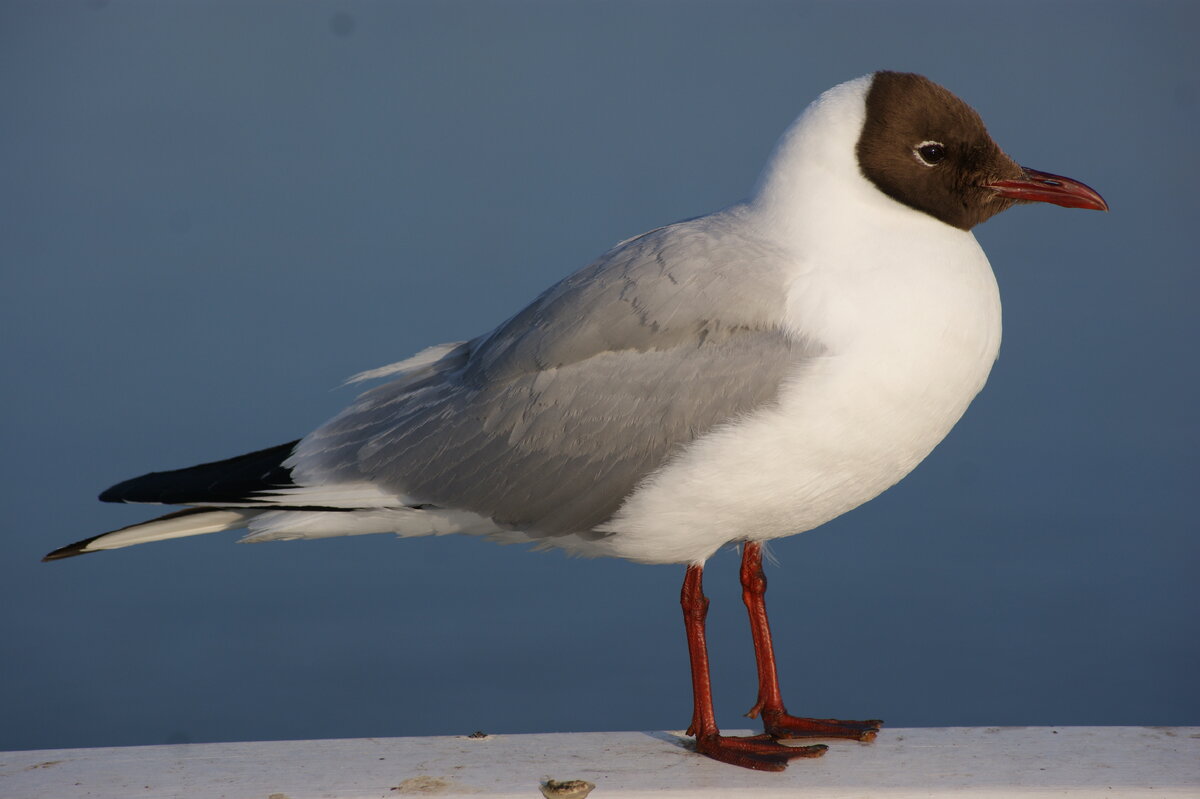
left=3, top=1, right=1197, bottom=751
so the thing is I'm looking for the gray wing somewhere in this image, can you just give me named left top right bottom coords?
left=293, top=210, right=823, bottom=536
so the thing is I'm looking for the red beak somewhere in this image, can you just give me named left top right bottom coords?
left=986, top=168, right=1108, bottom=211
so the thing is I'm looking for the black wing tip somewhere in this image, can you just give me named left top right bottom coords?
left=42, top=535, right=106, bottom=562
left=97, top=485, right=128, bottom=503
left=97, top=440, right=301, bottom=505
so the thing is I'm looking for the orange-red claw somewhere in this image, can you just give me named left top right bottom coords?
left=761, top=712, right=884, bottom=742
left=694, top=733, right=828, bottom=771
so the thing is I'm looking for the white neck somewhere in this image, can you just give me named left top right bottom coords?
left=748, top=74, right=949, bottom=250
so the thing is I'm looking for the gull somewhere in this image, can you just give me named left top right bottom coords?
left=45, top=71, right=1107, bottom=770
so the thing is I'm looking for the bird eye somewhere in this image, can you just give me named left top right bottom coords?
left=915, top=142, right=946, bottom=166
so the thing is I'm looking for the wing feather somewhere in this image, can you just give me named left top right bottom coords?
left=291, top=211, right=824, bottom=536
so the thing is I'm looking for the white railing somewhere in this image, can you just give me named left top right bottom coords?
left=2, top=727, right=1197, bottom=798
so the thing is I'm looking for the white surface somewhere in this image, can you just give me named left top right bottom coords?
left=1, top=727, right=1197, bottom=798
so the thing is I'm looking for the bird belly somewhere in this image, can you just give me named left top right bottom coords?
left=599, top=239, right=1002, bottom=565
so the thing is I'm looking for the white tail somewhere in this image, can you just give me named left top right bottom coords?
left=44, top=508, right=263, bottom=560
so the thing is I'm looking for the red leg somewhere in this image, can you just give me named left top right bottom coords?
left=681, top=562, right=828, bottom=771
left=740, top=541, right=883, bottom=741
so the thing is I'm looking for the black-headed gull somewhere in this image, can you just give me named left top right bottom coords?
left=46, top=72, right=1107, bottom=770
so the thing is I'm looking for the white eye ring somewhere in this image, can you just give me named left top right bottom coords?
left=914, top=140, right=946, bottom=166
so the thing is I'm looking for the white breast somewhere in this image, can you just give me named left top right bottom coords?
left=594, top=73, right=1004, bottom=565
left=601, top=218, right=1001, bottom=565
